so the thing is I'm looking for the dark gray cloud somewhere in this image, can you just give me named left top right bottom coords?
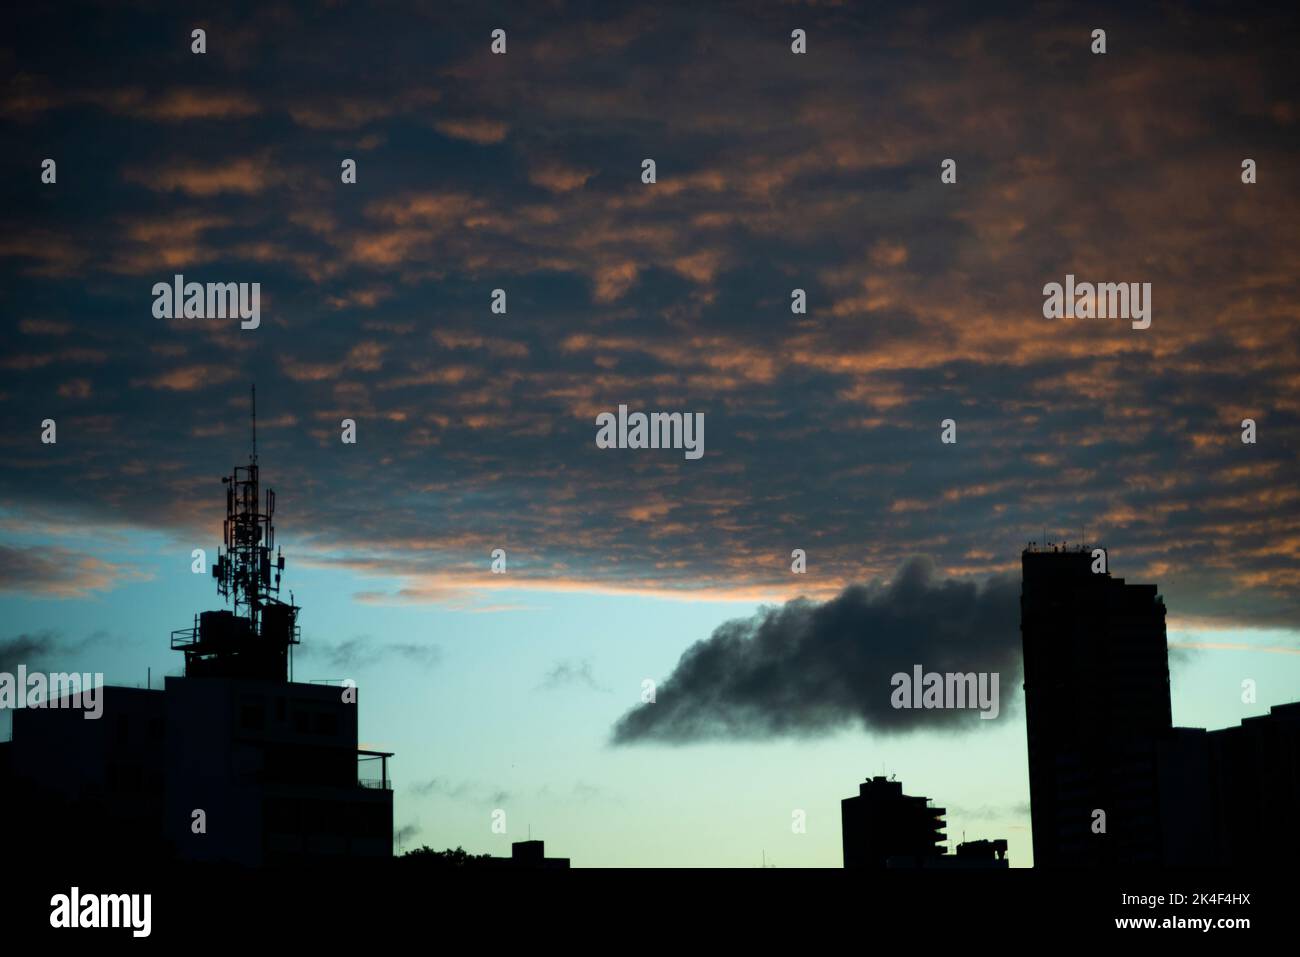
left=611, top=557, right=1021, bottom=744
left=0, top=630, right=59, bottom=671
left=411, top=778, right=512, bottom=807
left=537, top=658, right=610, bottom=693
left=0, top=629, right=128, bottom=674
left=394, top=822, right=422, bottom=847
left=533, top=780, right=623, bottom=805
left=300, top=636, right=441, bottom=672
left=948, top=802, right=1032, bottom=822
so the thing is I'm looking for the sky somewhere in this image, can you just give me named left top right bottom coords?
left=2, top=0, right=1299, bottom=867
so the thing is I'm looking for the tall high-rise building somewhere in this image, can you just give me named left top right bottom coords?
left=1021, top=543, right=1300, bottom=868
left=1020, top=545, right=1171, bottom=867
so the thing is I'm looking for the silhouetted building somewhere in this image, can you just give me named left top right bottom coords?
left=1020, top=543, right=1300, bottom=868
left=842, top=776, right=947, bottom=868
left=1208, top=702, right=1300, bottom=865
left=1158, top=703, right=1300, bottom=867
left=2, top=686, right=170, bottom=859
left=841, top=776, right=1011, bottom=868
left=898, top=838, right=1011, bottom=869
left=0, top=392, right=394, bottom=865
left=3, top=679, right=392, bottom=864
left=1150, top=727, right=1217, bottom=867
left=954, top=838, right=1009, bottom=867
left=489, top=840, right=571, bottom=869
left=1020, top=545, right=1170, bottom=866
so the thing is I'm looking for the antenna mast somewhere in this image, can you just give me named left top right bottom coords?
left=251, top=384, right=257, bottom=464
left=170, top=385, right=299, bottom=681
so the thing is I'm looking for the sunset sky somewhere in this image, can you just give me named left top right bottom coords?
left=2, top=0, right=1298, bottom=866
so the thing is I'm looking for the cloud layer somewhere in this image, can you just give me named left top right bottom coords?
left=1, top=2, right=1297, bottom=630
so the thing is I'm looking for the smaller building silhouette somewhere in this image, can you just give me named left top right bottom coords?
left=1157, top=702, right=1300, bottom=867
left=841, top=776, right=946, bottom=868
left=952, top=838, right=1009, bottom=868
left=842, top=775, right=1009, bottom=868
left=489, top=840, right=570, bottom=869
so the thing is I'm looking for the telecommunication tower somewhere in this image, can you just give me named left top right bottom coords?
left=171, top=386, right=300, bottom=681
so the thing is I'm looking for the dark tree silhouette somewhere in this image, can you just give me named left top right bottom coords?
left=399, top=846, right=494, bottom=868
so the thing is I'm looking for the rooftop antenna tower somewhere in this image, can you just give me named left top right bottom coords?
left=171, top=386, right=299, bottom=681
left=215, top=385, right=284, bottom=629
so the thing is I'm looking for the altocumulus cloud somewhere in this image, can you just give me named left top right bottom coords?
left=610, top=557, right=1021, bottom=744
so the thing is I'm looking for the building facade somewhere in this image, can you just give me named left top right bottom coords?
left=0, top=417, right=393, bottom=866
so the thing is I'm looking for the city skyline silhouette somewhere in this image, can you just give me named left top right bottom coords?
left=4, top=415, right=1296, bottom=870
